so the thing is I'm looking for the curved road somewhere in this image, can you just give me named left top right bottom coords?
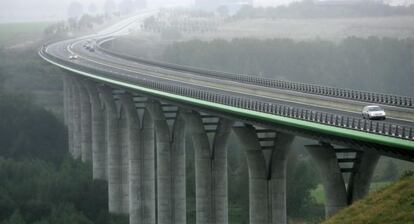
left=41, top=11, right=414, bottom=157
left=44, top=20, right=414, bottom=129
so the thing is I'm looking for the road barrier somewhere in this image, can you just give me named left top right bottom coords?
left=40, top=47, right=414, bottom=142
left=96, top=38, right=414, bottom=109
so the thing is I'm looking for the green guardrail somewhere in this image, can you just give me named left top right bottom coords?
left=39, top=50, right=414, bottom=152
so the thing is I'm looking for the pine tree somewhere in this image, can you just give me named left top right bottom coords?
left=8, top=210, right=26, bottom=224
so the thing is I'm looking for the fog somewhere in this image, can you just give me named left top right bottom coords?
left=0, top=0, right=412, bottom=23
left=0, top=0, right=193, bottom=23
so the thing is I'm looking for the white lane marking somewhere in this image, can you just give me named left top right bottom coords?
left=66, top=48, right=414, bottom=125
left=53, top=10, right=413, bottom=125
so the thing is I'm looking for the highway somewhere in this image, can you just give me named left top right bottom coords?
left=37, top=12, right=414, bottom=224
left=40, top=11, right=414, bottom=151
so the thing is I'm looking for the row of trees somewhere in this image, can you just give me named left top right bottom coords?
left=161, top=37, right=414, bottom=96
left=49, top=0, right=148, bottom=37
left=44, top=14, right=107, bottom=37
left=232, top=1, right=414, bottom=19
left=142, top=16, right=218, bottom=34
left=142, top=10, right=221, bottom=37
left=67, top=0, right=147, bottom=20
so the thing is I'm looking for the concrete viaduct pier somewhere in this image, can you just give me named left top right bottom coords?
left=63, top=75, right=383, bottom=224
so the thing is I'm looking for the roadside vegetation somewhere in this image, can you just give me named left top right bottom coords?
left=1, top=6, right=414, bottom=224
left=0, top=22, right=128, bottom=224
left=0, top=80, right=129, bottom=224
left=0, top=22, right=50, bottom=45
left=323, top=173, right=414, bottom=224
left=233, top=1, right=414, bottom=19
left=161, top=37, right=414, bottom=96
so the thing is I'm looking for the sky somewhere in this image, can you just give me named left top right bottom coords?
left=0, top=0, right=195, bottom=23
left=0, top=0, right=412, bottom=23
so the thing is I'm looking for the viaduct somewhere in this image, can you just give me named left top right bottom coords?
left=39, top=12, right=414, bottom=224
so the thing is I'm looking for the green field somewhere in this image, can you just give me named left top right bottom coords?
left=0, top=22, right=49, bottom=44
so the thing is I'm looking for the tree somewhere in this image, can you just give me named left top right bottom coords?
left=217, top=5, right=229, bottom=17
left=0, top=69, right=4, bottom=93
left=79, top=14, right=94, bottom=29
left=7, top=210, right=26, bottom=224
left=161, top=28, right=182, bottom=41
left=104, top=0, right=117, bottom=15
left=67, top=1, right=84, bottom=20
left=0, top=93, right=67, bottom=163
left=381, top=159, right=399, bottom=182
left=88, top=3, right=98, bottom=15
left=287, top=159, right=323, bottom=219
left=119, top=0, right=134, bottom=15
left=47, top=204, right=93, bottom=224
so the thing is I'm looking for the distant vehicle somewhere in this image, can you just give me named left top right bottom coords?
left=362, top=105, right=386, bottom=120
left=69, top=54, right=78, bottom=60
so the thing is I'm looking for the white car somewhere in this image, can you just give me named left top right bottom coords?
left=362, top=105, right=386, bottom=120
left=69, top=54, right=78, bottom=60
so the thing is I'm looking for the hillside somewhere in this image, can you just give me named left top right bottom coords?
left=323, top=176, right=414, bottom=224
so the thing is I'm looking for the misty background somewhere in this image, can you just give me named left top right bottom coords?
left=1, top=0, right=414, bottom=23
left=1, top=0, right=414, bottom=223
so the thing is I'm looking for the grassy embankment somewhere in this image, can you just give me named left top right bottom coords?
left=322, top=176, right=414, bottom=224
left=311, top=181, right=393, bottom=204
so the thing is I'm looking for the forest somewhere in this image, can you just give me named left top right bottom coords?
left=0, top=96, right=128, bottom=224
left=233, top=1, right=414, bottom=19
left=161, top=37, right=414, bottom=96
left=0, top=45, right=128, bottom=224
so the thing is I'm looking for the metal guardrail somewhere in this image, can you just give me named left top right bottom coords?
left=40, top=47, right=414, bottom=142
left=96, top=38, right=414, bottom=109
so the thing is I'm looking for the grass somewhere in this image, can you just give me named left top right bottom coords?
left=0, top=22, right=49, bottom=44
left=311, top=181, right=392, bottom=205
left=311, top=184, right=325, bottom=204
left=322, top=176, right=414, bottom=224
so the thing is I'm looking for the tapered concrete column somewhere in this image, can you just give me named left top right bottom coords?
left=63, top=76, right=69, bottom=126
left=145, top=100, right=175, bottom=224
left=141, top=104, right=157, bottom=224
left=233, top=125, right=293, bottom=224
left=185, top=112, right=232, bottom=224
left=72, top=79, right=82, bottom=159
left=306, top=144, right=348, bottom=218
left=170, top=110, right=188, bottom=224
left=268, top=133, right=293, bottom=224
left=349, top=150, right=380, bottom=203
left=119, top=106, right=130, bottom=214
left=76, top=79, right=92, bottom=162
left=65, top=76, right=74, bottom=156
left=211, top=118, right=233, bottom=224
left=84, top=81, right=107, bottom=180
left=99, top=86, right=122, bottom=214
left=120, top=94, right=142, bottom=223
left=186, top=111, right=213, bottom=224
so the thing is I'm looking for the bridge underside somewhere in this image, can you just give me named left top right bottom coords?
left=63, top=74, right=407, bottom=224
